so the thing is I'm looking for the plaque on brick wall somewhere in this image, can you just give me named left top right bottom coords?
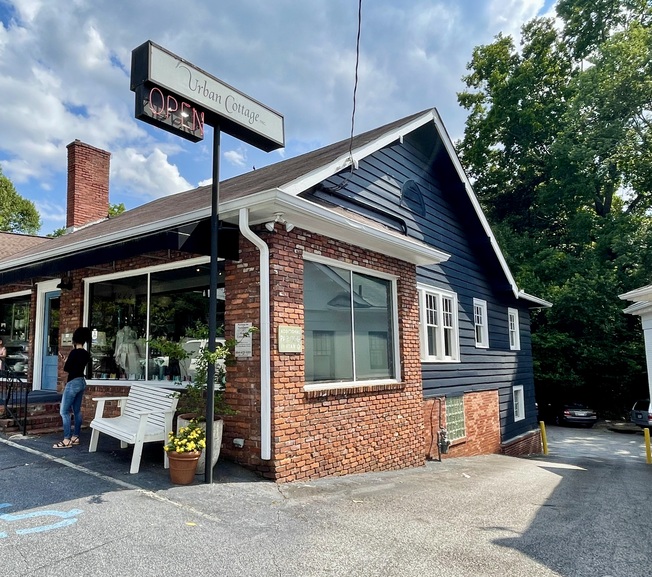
left=234, top=322, right=253, bottom=358
left=278, top=325, right=302, bottom=353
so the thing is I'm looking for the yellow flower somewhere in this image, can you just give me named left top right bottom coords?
left=164, top=419, right=207, bottom=453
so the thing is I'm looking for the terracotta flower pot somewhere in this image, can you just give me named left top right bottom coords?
left=167, top=450, right=201, bottom=485
left=177, top=415, right=223, bottom=475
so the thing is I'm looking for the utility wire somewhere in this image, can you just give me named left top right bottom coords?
left=348, top=0, right=362, bottom=167
left=324, top=0, right=362, bottom=195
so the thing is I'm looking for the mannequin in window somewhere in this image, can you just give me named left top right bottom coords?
left=114, top=325, right=139, bottom=377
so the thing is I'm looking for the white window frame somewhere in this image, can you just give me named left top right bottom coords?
left=303, top=253, right=401, bottom=392
left=513, top=385, right=525, bottom=421
left=508, top=307, right=521, bottom=351
left=418, top=283, right=460, bottom=362
left=82, top=256, right=212, bottom=384
left=473, top=298, right=489, bottom=348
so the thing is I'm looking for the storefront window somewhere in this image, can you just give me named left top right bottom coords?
left=87, top=262, right=223, bottom=381
left=0, top=293, right=31, bottom=376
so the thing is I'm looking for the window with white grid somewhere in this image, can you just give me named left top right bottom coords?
left=418, top=284, right=459, bottom=362
left=508, top=308, right=521, bottom=351
left=473, top=298, right=489, bottom=348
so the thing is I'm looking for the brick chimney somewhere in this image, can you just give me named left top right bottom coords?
left=66, top=140, right=111, bottom=230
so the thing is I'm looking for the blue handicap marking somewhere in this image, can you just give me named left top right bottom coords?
left=0, top=504, right=83, bottom=537
left=0, top=504, right=9, bottom=538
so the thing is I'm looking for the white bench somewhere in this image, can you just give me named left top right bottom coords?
left=88, top=384, right=179, bottom=474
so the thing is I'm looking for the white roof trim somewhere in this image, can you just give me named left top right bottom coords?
left=622, top=301, right=652, bottom=316
left=221, top=190, right=450, bottom=266
left=429, top=109, right=523, bottom=301
left=1, top=207, right=212, bottom=271
left=517, top=291, right=552, bottom=309
left=619, top=284, right=652, bottom=302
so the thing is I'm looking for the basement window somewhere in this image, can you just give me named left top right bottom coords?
left=446, top=395, right=466, bottom=441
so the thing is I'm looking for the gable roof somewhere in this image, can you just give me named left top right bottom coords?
left=0, top=108, right=549, bottom=307
left=0, top=232, right=50, bottom=260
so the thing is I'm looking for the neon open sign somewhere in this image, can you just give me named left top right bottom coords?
left=130, top=41, right=285, bottom=150
left=134, top=84, right=204, bottom=142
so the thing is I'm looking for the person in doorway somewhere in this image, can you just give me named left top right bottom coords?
left=53, top=327, right=91, bottom=449
left=0, top=337, right=6, bottom=370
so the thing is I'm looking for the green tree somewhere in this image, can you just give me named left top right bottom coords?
left=48, top=202, right=126, bottom=237
left=458, top=18, right=575, bottom=232
left=457, top=1, right=652, bottom=417
left=0, top=166, right=41, bottom=234
left=109, top=203, right=126, bottom=217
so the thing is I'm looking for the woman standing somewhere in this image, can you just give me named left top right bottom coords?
left=53, top=327, right=91, bottom=449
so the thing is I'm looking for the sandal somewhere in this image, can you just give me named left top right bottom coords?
left=70, top=436, right=80, bottom=445
left=53, top=439, right=73, bottom=449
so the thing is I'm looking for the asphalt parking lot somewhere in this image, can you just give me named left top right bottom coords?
left=1, top=423, right=651, bottom=577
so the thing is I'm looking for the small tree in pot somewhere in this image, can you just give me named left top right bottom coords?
left=175, top=326, right=256, bottom=474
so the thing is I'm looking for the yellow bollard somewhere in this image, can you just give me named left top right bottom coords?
left=645, top=428, right=652, bottom=465
left=540, top=421, right=548, bottom=456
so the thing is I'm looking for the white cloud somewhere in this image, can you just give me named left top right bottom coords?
left=34, top=198, right=66, bottom=227
left=0, top=0, right=556, bottom=231
left=111, top=147, right=192, bottom=200
left=224, top=148, right=248, bottom=168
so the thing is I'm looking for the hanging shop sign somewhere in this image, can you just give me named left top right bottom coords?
left=130, top=40, right=285, bottom=150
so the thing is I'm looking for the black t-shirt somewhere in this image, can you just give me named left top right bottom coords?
left=63, top=347, right=91, bottom=382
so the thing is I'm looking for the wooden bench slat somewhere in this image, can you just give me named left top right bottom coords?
left=89, top=384, right=179, bottom=474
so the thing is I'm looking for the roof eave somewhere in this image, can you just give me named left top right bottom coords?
left=517, top=291, right=552, bottom=309
left=622, top=301, right=652, bottom=316
left=221, top=190, right=450, bottom=266
left=619, top=285, right=652, bottom=302
left=0, top=207, right=213, bottom=272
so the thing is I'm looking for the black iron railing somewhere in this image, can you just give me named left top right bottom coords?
left=1, top=368, right=31, bottom=435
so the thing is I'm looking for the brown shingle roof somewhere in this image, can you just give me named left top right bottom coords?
left=0, top=109, right=431, bottom=266
left=0, top=232, right=50, bottom=260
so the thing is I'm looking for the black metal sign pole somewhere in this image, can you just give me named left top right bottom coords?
left=205, top=124, right=220, bottom=484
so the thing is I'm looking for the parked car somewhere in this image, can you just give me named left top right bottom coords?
left=555, top=402, right=598, bottom=427
left=630, top=399, right=652, bottom=428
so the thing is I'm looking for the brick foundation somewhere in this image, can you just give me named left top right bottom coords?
left=423, top=391, right=502, bottom=460
left=501, top=429, right=542, bottom=457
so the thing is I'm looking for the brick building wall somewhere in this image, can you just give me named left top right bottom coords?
left=222, top=224, right=425, bottom=482
left=9, top=232, right=540, bottom=475
left=423, top=390, right=502, bottom=460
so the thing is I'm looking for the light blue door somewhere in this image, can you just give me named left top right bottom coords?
left=41, top=291, right=60, bottom=390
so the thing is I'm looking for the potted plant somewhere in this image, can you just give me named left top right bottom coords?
left=164, top=419, right=206, bottom=485
left=175, top=329, right=256, bottom=474
left=148, top=336, right=189, bottom=381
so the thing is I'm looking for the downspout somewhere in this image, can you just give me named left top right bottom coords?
left=238, top=208, right=271, bottom=460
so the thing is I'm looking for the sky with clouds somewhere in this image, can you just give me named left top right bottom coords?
left=0, top=0, right=555, bottom=234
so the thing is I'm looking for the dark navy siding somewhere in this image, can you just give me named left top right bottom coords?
left=304, top=123, right=539, bottom=442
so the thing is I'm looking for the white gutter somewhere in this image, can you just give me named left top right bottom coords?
left=517, top=290, right=552, bottom=309
left=238, top=208, right=271, bottom=460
